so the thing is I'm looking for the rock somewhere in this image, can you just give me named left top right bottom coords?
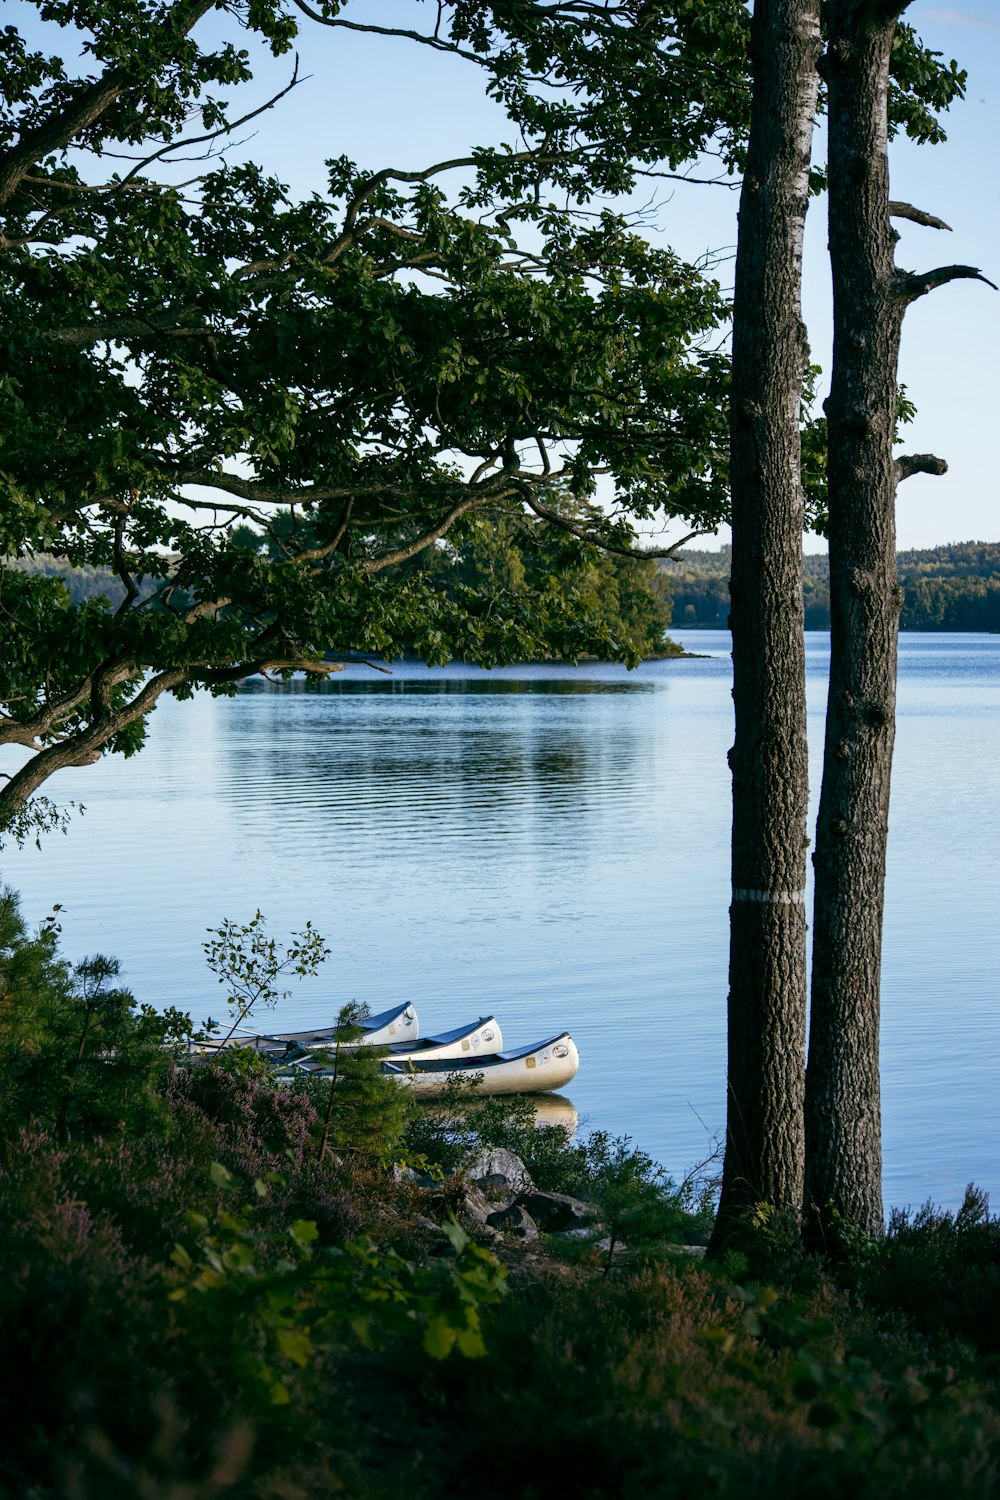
left=457, top=1183, right=493, bottom=1229
left=477, top=1172, right=514, bottom=1202
left=552, top=1226, right=598, bottom=1243
left=464, top=1148, right=533, bottom=1195
left=486, top=1203, right=540, bottom=1240
left=519, top=1190, right=600, bottom=1233
left=413, top=1215, right=454, bottom=1248
left=596, top=1236, right=627, bottom=1257
left=393, top=1163, right=435, bottom=1188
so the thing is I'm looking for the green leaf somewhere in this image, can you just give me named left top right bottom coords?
left=441, top=1218, right=469, bottom=1254
left=290, top=1218, right=320, bottom=1247
left=423, top=1316, right=458, bottom=1360
left=454, top=1318, right=487, bottom=1359
left=221, top=1242, right=255, bottom=1272
left=276, top=1326, right=313, bottom=1367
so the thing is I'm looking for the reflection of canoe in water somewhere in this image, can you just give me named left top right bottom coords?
left=419, top=1088, right=579, bottom=1133
left=277, top=1016, right=503, bottom=1067
left=388, top=1033, right=579, bottom=1098
left=529, top=1093, right=579, bottom=1134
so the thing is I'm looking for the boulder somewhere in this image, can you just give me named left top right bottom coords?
left=596, top=1235, right=627, bottom=1258
left=464, top=1147, right=533, bottom=1195
left=519, top=1190, right=600, bottom=1233
left=486, top=1203, right=540, bottom=1240
left=413, top=1215, right=457, bottom=1256
left=393, top=1163, right=436, bottom=1189
left=457, top=1182, right=493, bottom=1229
left=477, top=1172, right=514, bottom=1203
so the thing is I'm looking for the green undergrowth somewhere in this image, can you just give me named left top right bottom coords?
left=4, top=891, right=1000, bottom=1497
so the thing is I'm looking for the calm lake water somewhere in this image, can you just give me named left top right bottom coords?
left=7, top=631, right=1000, bottom=1212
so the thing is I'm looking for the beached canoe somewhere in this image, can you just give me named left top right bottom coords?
left=387, top=1032, right=579, bottom=1098
left=258, top=1001, right=420, bottom=1053
left=275, top=1015, right=503, bottom=1067
left=189, top=1002, right=421, bottom=1058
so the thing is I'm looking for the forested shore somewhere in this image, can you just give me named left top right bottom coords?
left=21, top=539, right=1000, bottom=680
left=665, top=541, right=1000, bottom=631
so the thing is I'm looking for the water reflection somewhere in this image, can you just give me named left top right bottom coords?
left=215, top=681, right=654, bottom=834
left=274, top=675, right=656, bottom=696
left=530, top=1094, right=580, bottom=1133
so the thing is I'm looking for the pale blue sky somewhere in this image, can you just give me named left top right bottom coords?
left=13, top=0, right=1000, bottom=551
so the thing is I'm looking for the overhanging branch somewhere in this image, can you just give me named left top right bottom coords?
left=520, top=490, right=705, bottom=561
left=362, top=491, right=510, bottom=572
left=0, top=0, right=214, bottom=207
left=290, top=2, right=485, bottom=66
left=895, top=453, right=948, bottom=482
left=888, top=201, right=951, bottom=232
left=192, top=657, right=344, bottom=686
left=117, top=60, right=304, bottom=188
left=896, top=264, right=998, bottom=304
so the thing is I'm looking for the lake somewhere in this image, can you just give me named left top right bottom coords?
left=7, top=631, right=999, bottom=1212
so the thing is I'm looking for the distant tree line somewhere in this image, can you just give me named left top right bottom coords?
left=26, top=535, right=1000, bottom=646
left=663, top=542, right=1000, bottom=632
left=14, top=554, right=162, bottom=608
left=23, top=538, right=1000, bottom=644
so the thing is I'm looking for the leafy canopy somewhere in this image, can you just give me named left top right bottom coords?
left=0, top=0, right=964, bottom=836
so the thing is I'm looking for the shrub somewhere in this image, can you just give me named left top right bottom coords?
left=0, top=888, right=186, bottom=1148
left=855, top=1184, right=1000, bottom=1353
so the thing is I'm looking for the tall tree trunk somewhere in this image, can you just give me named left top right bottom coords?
left=805, top=0, right=991, bottom=1239
left=805, top=0, right=902, bottom=1241
left=712, top=0, right=821, bottom=1246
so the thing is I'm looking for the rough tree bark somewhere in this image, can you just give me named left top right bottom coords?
left=805, top=0, right=993, bottom=1239
left=711, top=0, right=821, bottom=1245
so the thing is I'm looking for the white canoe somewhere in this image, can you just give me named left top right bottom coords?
left=190, top=1002, right=421, bottom=1058
left=387, top=1033, right=579, bottom=1099
left=277, top=1015, right=503, bottom=1069
left=259, top=1001, right=420, bottom=1053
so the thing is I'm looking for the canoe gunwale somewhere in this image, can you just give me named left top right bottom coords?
left=265, top=1001, right=417, bottom=1048
left=382, top=1032, right=574, bottom=1076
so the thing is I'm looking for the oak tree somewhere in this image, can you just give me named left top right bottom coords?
left=0, top=1, right=736, bottom=840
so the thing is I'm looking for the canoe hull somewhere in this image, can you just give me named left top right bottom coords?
left=389, top=1034, right=579, bottom=1098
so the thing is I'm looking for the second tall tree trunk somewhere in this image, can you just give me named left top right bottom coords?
left=805, top=0, right=991, bottom=1238
left=807, top=0, right=916, bottom=1239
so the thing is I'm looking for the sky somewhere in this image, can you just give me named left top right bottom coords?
left=12, top=0, right=1000, bottom=552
